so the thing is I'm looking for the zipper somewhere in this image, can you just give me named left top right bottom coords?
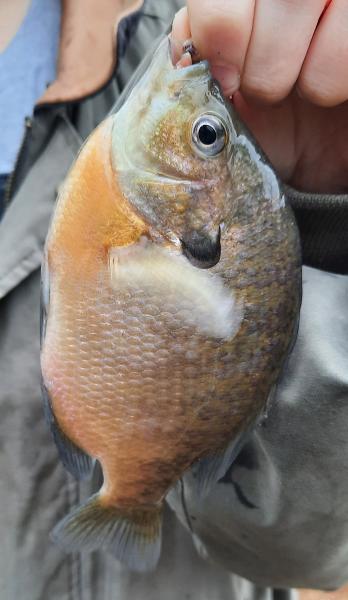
left=3, top=116, right=33, bottom=208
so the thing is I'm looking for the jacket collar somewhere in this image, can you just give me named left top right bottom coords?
left=39, top=0, right=143, bottom=105
left=0, top=114, right=81, bottom=299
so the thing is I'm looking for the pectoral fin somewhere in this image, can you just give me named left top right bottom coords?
left=41, top=381, right=94, bottom=481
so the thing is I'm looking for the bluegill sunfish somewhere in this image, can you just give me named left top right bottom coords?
left=40, top=38, right=301, bottom=572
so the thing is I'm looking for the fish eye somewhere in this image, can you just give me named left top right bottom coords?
left=192, top=114, right=227, bottom=157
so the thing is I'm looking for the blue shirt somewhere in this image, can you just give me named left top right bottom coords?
left=0, top=174, right=7, bottom=220
left=0, top=0, right=61, bottom=176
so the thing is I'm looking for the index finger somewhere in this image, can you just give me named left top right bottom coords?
left=186, top=0, right=255, bottom=95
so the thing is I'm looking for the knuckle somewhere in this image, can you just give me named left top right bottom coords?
left=242, top=74, right=289, bottom=104
left=297, top=74, right=336, bottom=107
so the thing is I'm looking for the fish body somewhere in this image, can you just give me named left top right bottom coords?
left=40, top=38, right=301, bottom=571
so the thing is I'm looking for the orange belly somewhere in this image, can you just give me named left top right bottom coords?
left=42, top=256, right=252, bottom=505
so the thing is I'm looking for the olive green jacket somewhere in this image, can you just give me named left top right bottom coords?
left=1, top=1, right=348, bottom=599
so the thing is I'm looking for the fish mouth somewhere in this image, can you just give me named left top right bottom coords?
left=181, top=227, right=221, bottom=269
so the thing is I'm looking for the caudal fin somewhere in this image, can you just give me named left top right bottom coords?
left=51, top=493, right=162, bottom=572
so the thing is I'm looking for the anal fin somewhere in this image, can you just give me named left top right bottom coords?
left=41, top=380, right=94, bottom=481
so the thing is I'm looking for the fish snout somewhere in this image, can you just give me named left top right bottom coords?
left=181, top=227, right=221, bottom=269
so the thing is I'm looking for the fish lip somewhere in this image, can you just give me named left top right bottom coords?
left=169, top=35, right=210, bottom=77
left=181, top=227, right=221, bottom=269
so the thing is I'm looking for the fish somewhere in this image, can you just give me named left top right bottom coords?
left=40, top=37, right=301, bottom=572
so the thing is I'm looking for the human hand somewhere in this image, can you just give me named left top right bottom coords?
left=171, top=1, right=348, bottom=194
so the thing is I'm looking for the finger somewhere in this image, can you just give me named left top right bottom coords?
left=171, top=7, right=192, bottom=63
left=298, top=1, right=348, bottom=106
left=242, top=0, right=327, bottom=104
left=186, top=0, right=255, bottom=95
left=233, top=91, right=297, bottom=180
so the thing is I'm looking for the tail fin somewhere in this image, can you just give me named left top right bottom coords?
left=51, top=493, right=162, bottom=572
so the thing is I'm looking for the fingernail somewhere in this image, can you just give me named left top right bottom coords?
left=212, top=65, right=240, bottom=96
